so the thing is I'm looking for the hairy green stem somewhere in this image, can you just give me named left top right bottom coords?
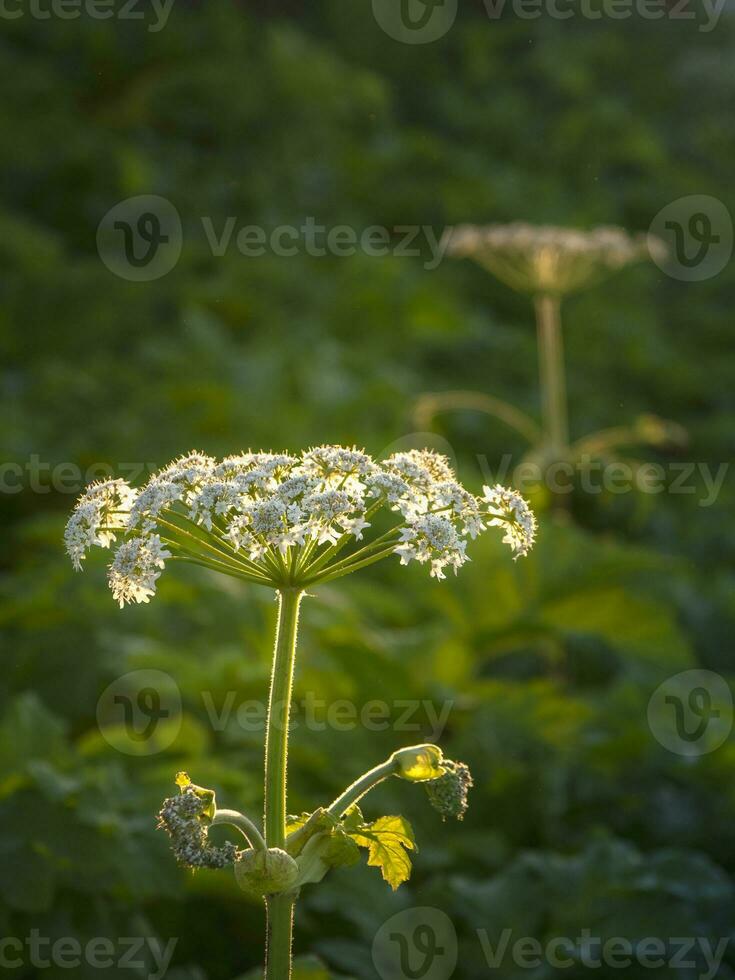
left=265, top=894, right=295, bottom=980
left=264, top=588, right=303, bottom=979
left=327, top=758, right=397, bottom=818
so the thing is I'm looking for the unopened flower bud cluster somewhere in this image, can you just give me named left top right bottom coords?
left=156, top=788, right=238, bottom=870
left=424, top=760, right=474, bottom=821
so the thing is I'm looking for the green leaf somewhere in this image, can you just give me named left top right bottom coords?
left=286, top=809, right=332, bottom=856
left=285, top=812, right=311, bottom=837
left=236, top=952, right=350, bottom=980
left=348, top=815, right=416, bottom=890
left=322, top=827, right=361, bottom=870
left=0, top=844, right=55, bottom=912
left=293, top=821, right=361, bottom=887
left=290, top=955, right=332, bottom=980
left=0, top=693, right=68, bottom=779
left=341, top=805, right=364, bottom=832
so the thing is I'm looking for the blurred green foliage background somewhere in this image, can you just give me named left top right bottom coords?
left=2, top=2, right=734, bottom=977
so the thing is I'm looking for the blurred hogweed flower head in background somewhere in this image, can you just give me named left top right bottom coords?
left=65, top=446, right=536, bottom=605
left=436, top=221, right=678, bottom=477
left=446, top=222, right=665, bottom=296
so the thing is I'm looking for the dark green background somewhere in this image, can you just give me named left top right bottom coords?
left=2, top=2, right=734, bottom=977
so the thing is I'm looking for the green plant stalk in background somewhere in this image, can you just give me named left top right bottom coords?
left=264, top=588, right=303, bottom=980
left=415, top=223, right=687, bottom=509
left=534, top=293, right=569, bottom=456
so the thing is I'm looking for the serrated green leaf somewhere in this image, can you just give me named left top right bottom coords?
left=348, top=815, right=416, bottom=890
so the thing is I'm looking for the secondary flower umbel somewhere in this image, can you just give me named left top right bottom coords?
left=446, top=222, right=662, bottom=296
left=65, top=446, right=535, bottom=604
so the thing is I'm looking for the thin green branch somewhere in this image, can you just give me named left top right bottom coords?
left=326, top=758, right=397, bottom=818
left=212, top=809, right=266, bottom=851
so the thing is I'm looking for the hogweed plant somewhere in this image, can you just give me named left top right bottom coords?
left=417, top=224, right=684, bottom=503
left=65, top=446, right=535, bottom=979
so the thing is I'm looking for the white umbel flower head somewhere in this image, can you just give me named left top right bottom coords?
left=446, top=222, right=658, bottom=296
left=64, top=479, right=136, bottom=570
left=65, top=446, right=535, bottom=604
left=482, top=484, right=537, bottom=558
left=108, top=535, right=172, bottom=608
